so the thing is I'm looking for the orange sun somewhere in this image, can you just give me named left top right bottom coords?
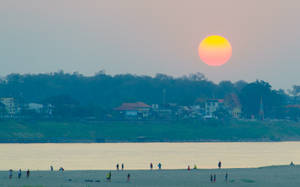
left=198, top=35, right=232, bottom=66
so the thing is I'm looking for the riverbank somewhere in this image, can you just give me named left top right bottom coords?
left=0, top=165, right=299, bottom=187
left=1, top=119, right=300, bottom=143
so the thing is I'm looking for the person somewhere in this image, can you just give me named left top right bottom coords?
left=187, top=165, right=190, bottom=171
left=122, top=163, right=124, bottom=170
left=59, top=167, right=64, bottom=172
left=225, top=172, right=228, bottom=183
left=18, top=169, right=22, bottom=179
left=210, top=174, right=213, bottom=183
left=150, top=163, right=153, bottom=170
left=127, top=173, right=130, bottom=182
left=158, top=163, right=162, bottom=170
left=106, top=171, right=112, bottom=182
left=193, top=164, right=197, bottom=170
left=116, top=163, right=119, bottom=170
left=50, top=165, right=54, bottom=172
left=9, top=169, right=13, bottom=179
left=290, top=161, right=295, bottom=167
left=218, top=161, right=222, bottom=169
left=213, top=174, right=216, bottom=182
left=26, top=169, right=30, bottom=178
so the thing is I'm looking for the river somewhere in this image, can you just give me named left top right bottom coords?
left=0, top=142, right=299, bottom=170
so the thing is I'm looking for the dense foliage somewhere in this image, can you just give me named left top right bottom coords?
left=0, top=71, right=297, bottom=119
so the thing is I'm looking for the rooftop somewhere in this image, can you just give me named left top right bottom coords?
left=115, top=102, right=151, bottom=111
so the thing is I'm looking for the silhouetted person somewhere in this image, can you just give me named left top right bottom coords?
left=210, top=174, right=213, bottom=183
left=213, top=174, right=216, bottom=182
left=18, top=169, right=21, bottom=179
left=290, top=161, right=295, bottom=167
left=106, top=171, right=111, bottom=182
left=187, top=165, right=190, bottom=171
left=158, top=163, right=162, bottom=170
left=150, top=163, right=153, bottom=170
left=193, top=164, right=197, bottom=170
left=116, top=163, right=119, bottom=170
left=127, top=173, right=130, bottom=182
left=122, top=163, right=124, bottom=170
left=26, top=169, right=30, bottom=178
left=225, top=172, right=228, bottom=183
left=50, top=165, right=53, bottom=172
left=218, top=161, right=222, bottom=169
left=9, top=169, right=13, bottom=179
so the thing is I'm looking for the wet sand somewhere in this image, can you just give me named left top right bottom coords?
left=0, top=165, right=299, bottom=187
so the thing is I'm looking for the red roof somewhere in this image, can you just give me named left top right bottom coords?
left=286, top=105, right=300, bottom=109
left=115, top=102, right=151, bottom=111
left=207, top=99, right=224, bottom=103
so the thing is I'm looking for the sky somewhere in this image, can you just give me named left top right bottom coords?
left=0, top=0, right=300, bottom=90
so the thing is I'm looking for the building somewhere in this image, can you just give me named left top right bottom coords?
left=204, top=99, right=224, bottom=118
left=0, top=97, right=18, bottom=117
left=151, top=104, right=173, bottom=120
left=115, top=102, right=151, bottom=119
left=28, top=103, right=44, bottom=113
left=231, top=107, right=242, bottom=118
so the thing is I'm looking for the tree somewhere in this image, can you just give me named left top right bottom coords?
left=214, top=107, right=231, bottom=120
left=239, top=80, right=285, bottom=118
left=217, top=81, right=236, bottom=98
left=0, top=71, right=289, bottom=120
left=288, top=85, right=300, bottom=104
left=43, top=95, right=80, bottom=118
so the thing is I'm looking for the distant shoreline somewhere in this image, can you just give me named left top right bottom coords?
left=1, top=119, right=300, bottom=143
left=0, top=165, right=293, bottom=171
left=1, top=139, right=300, bottom=144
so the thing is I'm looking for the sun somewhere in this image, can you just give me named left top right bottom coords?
left=198, top=35, right=232, bottom=66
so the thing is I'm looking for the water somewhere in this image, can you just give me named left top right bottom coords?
left=0, top=142, right=299, bottom=170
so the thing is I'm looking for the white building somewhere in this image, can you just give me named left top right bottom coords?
left=204, top=99, right=224, bottom=118
left=0, top=98, right=18, bottom=116
left=28, top=103, right=44, bottom=113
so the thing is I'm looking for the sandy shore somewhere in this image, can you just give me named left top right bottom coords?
left=0, top=165, right=299, bottom=187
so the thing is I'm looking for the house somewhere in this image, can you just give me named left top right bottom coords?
left=28, top=103, right=44, bottom=113
left=115, top=102, right=151, bottom=119
left=231, top=107, right=242, bottom=118
left=0, top=97, right=18, bottom=117
left=224, top=93, right=242, bottom=119
left=152, top=106, right=173, bottom=120
left=285, top=105, right=300, bottom=120
left=204, top=99, right=224, bottom=118
left=189, top=105, right=205, bottom=119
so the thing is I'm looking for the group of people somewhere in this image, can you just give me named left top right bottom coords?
left=210, top=172, right=229, bottom=183
left=115, top=162, right=162, bottom=171
left=188, top=161, right=222, bottom=171
left=116, top=163, right=125, bottom=170
left=107, top=162, right=163, bottom=183
left=149, top=162, right=162, bottom=170
left=50, top=165, right=64, bottom=172
left=8, top=169, right=30, bottom=179
left=115, top=161, right=221, bottom=172
left=187, top=165, right=198, bottom=170
left=106, top=171, right=131, bottom=182
left=7, top=161, right=226, bottom=183
left=8, top=165, right=64, bottom=179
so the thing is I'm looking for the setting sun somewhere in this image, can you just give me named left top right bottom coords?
left=198, top=35, right=232, bottom=66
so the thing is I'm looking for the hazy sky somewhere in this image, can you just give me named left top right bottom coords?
left=1, top=0, right=300, bottom=89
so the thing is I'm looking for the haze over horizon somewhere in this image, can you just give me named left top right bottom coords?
left=1, top=0, right=300, bottom=89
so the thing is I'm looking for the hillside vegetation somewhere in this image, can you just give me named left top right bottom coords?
left=1, top=120, right=300, bottom=143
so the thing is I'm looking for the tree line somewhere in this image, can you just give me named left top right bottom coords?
left=0, top=71, right=299, bottom=120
